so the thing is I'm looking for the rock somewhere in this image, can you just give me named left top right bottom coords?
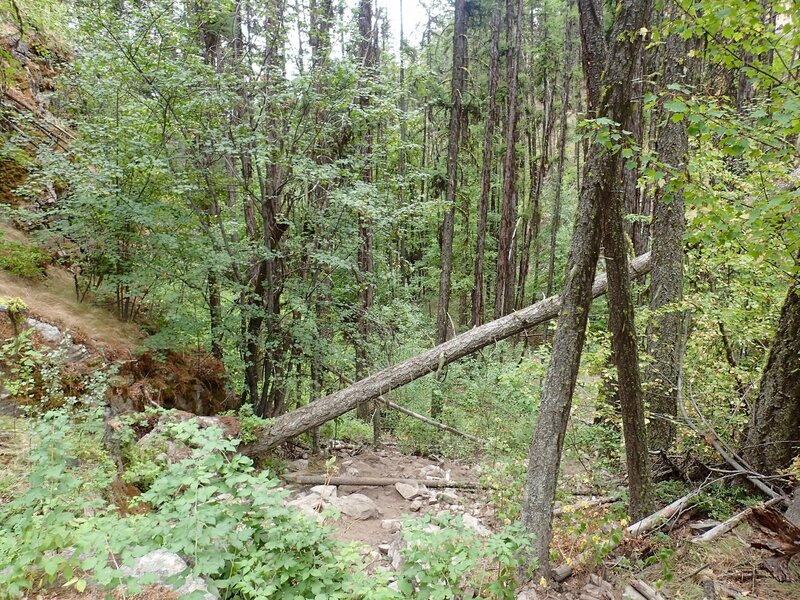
left=462, top=514, right=491, bottom=537
left=345, top=466, right=360, bottom=476
left=381, top=519, right=402, bottom=533
left=516, top=587, right=540, bottom=600
left=378, top=544, right=391, bottom=555
left=287, top=458, right=309, bottom=472
left=409, top=499, right=423, bottom=512
left=440, top=488, right=460, bottom=504
left=310, top=485, right=337, bottom=500
left=334, top=493, right=380, bottom=520
left=395, top=481, right=420, bottom=500
left=419, top=464, right=446, bottom=480
left=122, top=549, right=216, bottom=599
left=427, top=492, right=439, bottom=505
left=287, top=493, right=325, bottom=521
left=25, top=318, right=61, bottom=342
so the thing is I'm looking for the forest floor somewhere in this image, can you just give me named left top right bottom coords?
left=284, top=442, right=800, bottom=600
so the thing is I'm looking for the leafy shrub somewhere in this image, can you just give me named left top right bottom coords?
left=396, top=513, right=534, bottom=599
left=0, top=235, right=50, bottom=278
left=323, top=415, right=374, bottom=444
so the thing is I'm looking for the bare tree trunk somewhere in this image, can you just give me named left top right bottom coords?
left=744, top=282, right=800, bottom=474
left=433, top=0, right=468, bottom=416
left=495, top=0, right=522, bottom=318
left=242, top=253, right=651, bottom=456
left=545, top=5, right=575, bottom=299
left=645, top=10, right=696, bottom=454
left=521, top=0, right=653, bottom=573
left=356, top=0, right=377, bottom=422
left=472, top=0, right=503, bottom=327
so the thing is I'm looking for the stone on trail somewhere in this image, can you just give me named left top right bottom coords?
left=440, top=488, right=460, bottom=504
left=409, top=499, right=423, bottom=512
left=419, top=464, right=447, bottom=480
left=462, top=513, right=491, bottom=537
left=394, top=481, right=420, bottom=500
left=381, top=519, right=402, bottom=533
left=287, top=493, right=325, bottom=522
left=334, top=493, right=380, bottom=520
left=310, top=485, right=337, bottom=500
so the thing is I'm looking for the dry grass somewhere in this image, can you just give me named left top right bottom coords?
left=0, top=223, right=142, bottom=357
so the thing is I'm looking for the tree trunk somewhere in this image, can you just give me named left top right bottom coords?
left=435, top=0, right=467, bottom=347
left=520, top=0, right=653, bottom=574
left=645, top=13, right=696, bottom=454
left=744, top=283, right=800, bottom=474
left=545, top=5, right=575, bottom=299
left=242, top=253, right=651, bottom=456
left=472, top=0, right=502, bottom=328
left=433, top=0, right=468, bottom=417
left=494, top=0, right=522, bottom=318
left=356, top=0, right=377, bottom=422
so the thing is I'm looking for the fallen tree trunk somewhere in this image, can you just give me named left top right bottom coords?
left=243, top=253, right=651, bottom=457
left=282, top=474, right=485, bottom=489
left=693, top=497, right=784, bottom=544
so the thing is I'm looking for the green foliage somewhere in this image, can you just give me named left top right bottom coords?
left=395, top=513, right=534, bottom=599
left=323, top=416, right=374, bottom=445
left=0, top=235, right=49, bottom=278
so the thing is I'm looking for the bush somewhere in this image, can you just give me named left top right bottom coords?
left=0, top=235, right=50, bottom=278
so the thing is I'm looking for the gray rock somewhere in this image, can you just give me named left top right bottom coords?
left=287, top=459, right=309, bottom=472
left=440, top=488, right=460, bottom=504
left=462, top=514, right=491, bottom=537
left=394, top=481, right=420, bottom=500
left=287, top=493, right=325, bottom=521
left=418, top=464, right=446, bottom=480
left=378, top=543, right=391, bottom=555
left=25, top=318, right=61, bottom=342
left=334, top=493, right=380, bottom=520
left=122, top=549, right=216, bottom=599
left=309, top=485, right=337, bottom=500
left=409, top=499, right=423, bottom=512
left=381, top=519, right=402, bottom=533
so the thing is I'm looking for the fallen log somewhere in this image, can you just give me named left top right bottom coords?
left=693, top=497, right=784, bottom=544
left=243, top=252, right=652, bottom=456
left=282, top=474, right=485, bottom=489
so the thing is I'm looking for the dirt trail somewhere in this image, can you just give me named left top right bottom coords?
left=286, top=444, right=489, bottom=547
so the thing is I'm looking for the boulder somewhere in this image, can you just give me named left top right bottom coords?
left=287, top=493, right=325, bottom=521
left=419, top=464, right=446, bottom=480
left=440, top=488, right=460, bottom=504
left=309, top=485, right=337, bottom=500
left=122, top=549, right=216, bottom=599
left=462, top=514, right=491, bottom=537
left=394, top=481, right=420, bottom=500
left=334, top=493, right=380, bottom=520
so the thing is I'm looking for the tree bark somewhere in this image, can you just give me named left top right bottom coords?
left=356, top=0, right=377, bottom=422
left=545, top=5, right=575, bottom=299
left=645, top=12, right=696, bottom=454
left=472, top=0, right=503, bottom=328
left=495, top=0, right=522, bottom=318
left=520, top=0, right=653, bottom=574
left=744, top=283, right=800, bottom=474
left=242, top=253, right=651, bottom=456
left=433, top=0, right=468, bottom=417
